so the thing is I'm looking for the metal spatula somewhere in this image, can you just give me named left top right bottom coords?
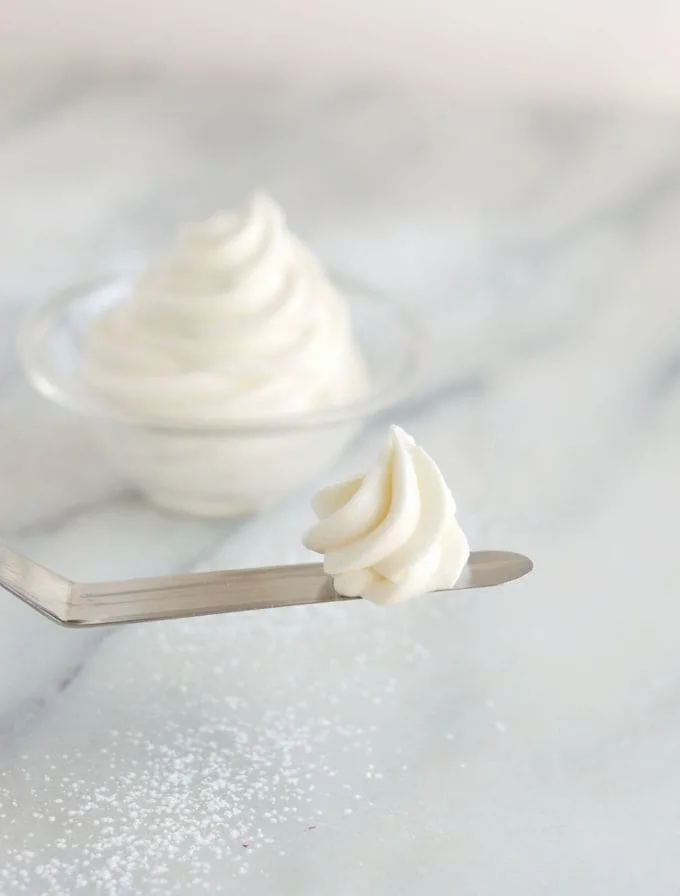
left=0, top=542, right=532, bottom=627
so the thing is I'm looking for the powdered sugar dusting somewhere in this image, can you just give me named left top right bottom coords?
left=2, top=713, right=367, bottom=894
left=0, top=601, right=444, bottom=894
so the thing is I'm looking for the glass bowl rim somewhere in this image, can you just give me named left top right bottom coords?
left=19, top=271, right=426, bottom=436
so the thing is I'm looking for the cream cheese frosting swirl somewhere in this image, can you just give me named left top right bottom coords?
left=84, top=192, right=367, bottom=422
left=303, top=425, right=470, bottom=605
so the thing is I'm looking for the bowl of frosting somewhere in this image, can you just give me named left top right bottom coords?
left=20, top=193, right=422, bottom=517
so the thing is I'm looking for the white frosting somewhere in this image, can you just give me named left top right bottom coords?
left=303, top=425, right=470, bottom=605
left=84, top=192, right=366, bottom=422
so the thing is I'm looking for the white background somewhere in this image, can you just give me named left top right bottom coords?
left=2, top=0, right=680, bottom=104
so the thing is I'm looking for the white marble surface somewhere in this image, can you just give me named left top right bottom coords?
left=2, top=70, right=680, bottom=895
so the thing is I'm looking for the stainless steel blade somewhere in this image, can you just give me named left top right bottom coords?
left=0, top=544, right=532, bottom=627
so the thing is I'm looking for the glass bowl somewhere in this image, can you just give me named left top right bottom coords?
left=19, top=273, right=423, bottom=518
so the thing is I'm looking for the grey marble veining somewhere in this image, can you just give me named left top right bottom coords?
left=1, top=70, right=680, bottom=895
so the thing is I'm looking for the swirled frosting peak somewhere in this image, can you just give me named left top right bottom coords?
left=84, top=192, right=367, bottom=422
left=303, top=425, right=469, bottom=605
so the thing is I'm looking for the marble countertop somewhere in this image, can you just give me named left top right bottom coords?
left=2, top=70, right=680, bottom=895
